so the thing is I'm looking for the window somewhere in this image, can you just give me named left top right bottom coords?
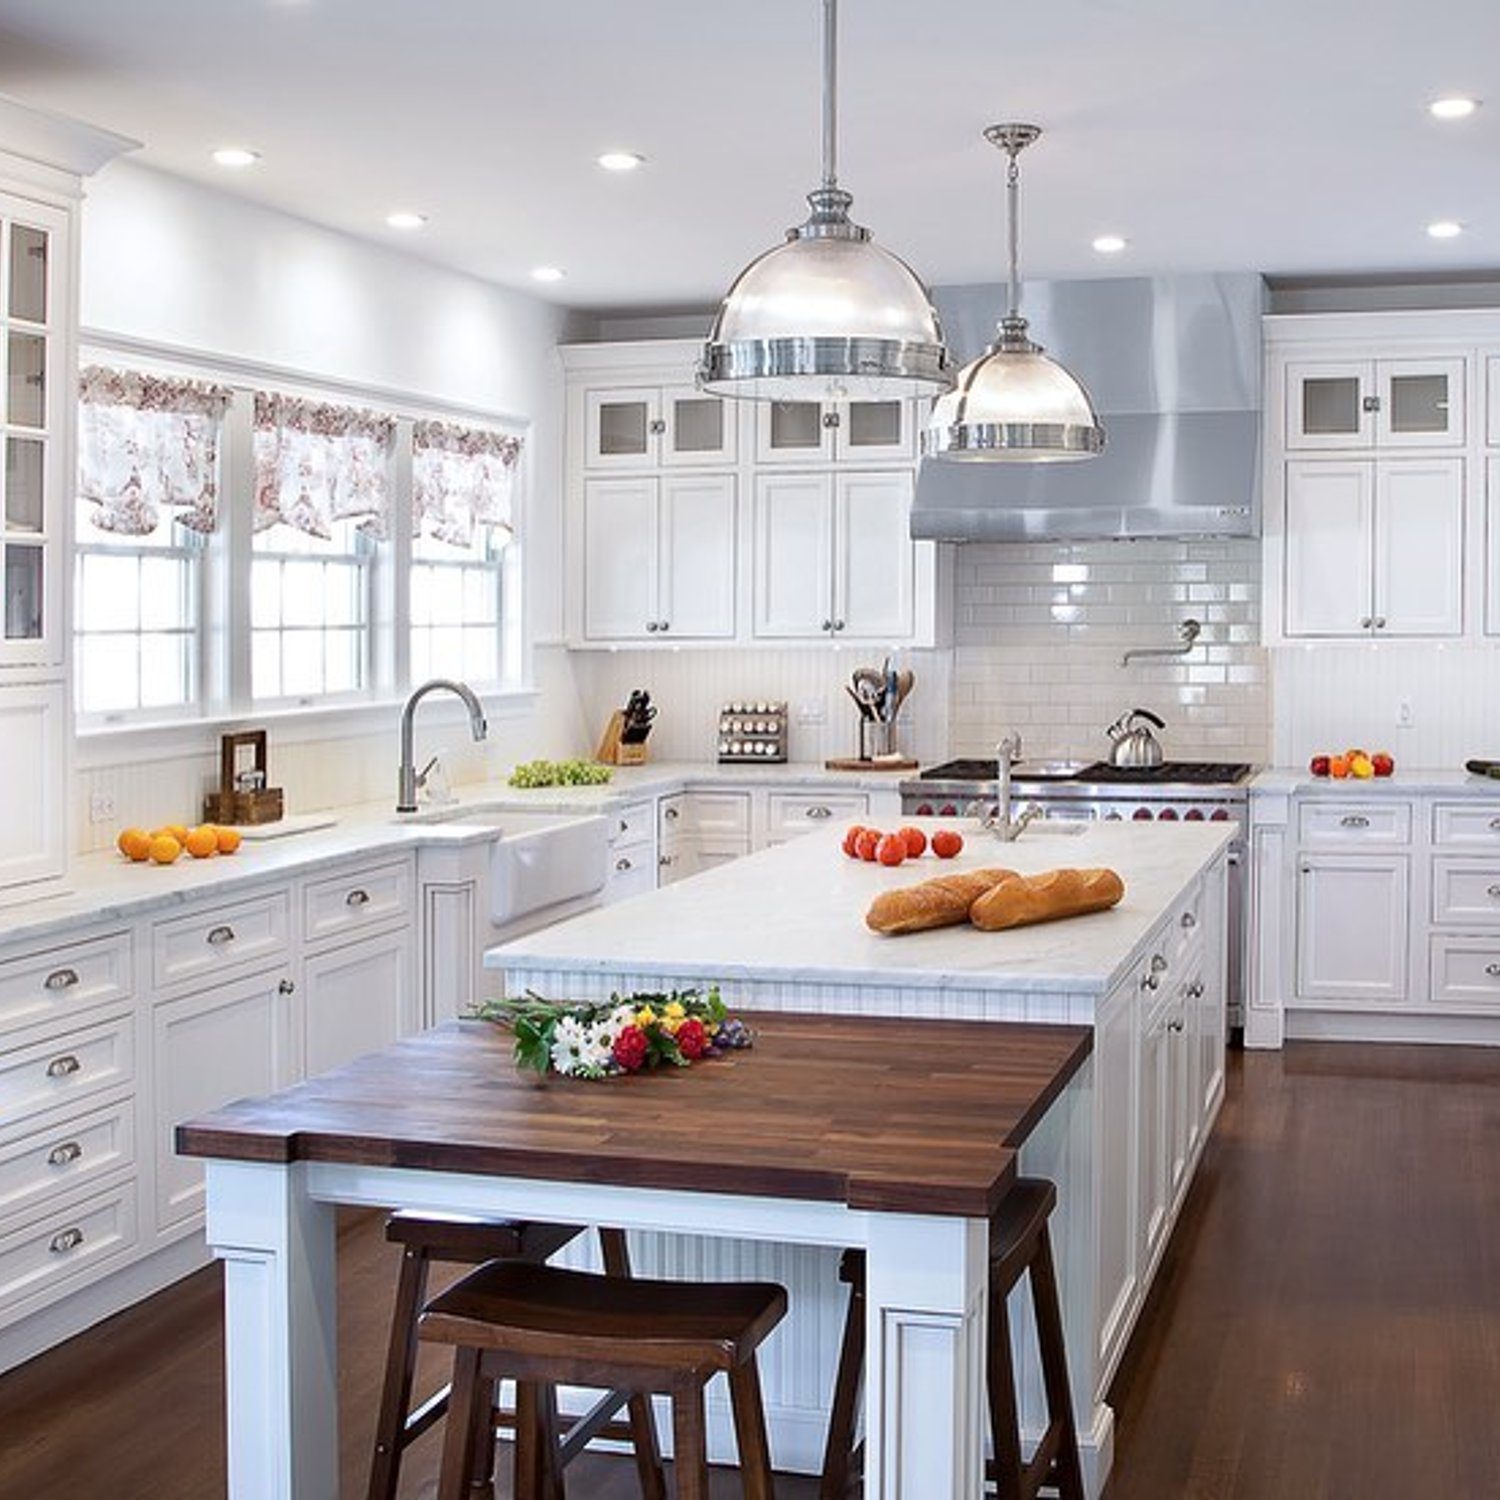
left=410, top=525, right=505, bottom=684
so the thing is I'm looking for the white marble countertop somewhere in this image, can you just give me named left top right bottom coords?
left=488, top=818, right=1234, bottom=997
left=1251, top=767, right=1500, bottom=796
left=0, top=762, right=903, bottom=950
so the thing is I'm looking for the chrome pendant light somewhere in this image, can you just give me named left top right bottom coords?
left=698, top=0, right=951, bottom=402
left=924, top=124, right=1105, bottom=462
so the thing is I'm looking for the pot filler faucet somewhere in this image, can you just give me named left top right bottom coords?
left=981, top=731, right=1043, bottom=842
left=397, top=678, right=487, bottom=812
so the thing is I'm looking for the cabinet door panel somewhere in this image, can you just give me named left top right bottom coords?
left=584, top=387, right=659, bottom=470
left=755, top=401, right=831, bottom=465
left=835, top=399, right=915, bottom=462
left=1294, top=854, right=1409, bottom=1005
left=835, top=471, right=915, bottom=639
left=304, top=930, right=415, bottom=1077
left=661, top=386, right=735, bottom=467
left=1486, top=457, right=1500, bottom=636
left=659, top=474, right=736, bottom=639
left=1377, top=357, right=1465, bottom=448
left=1137, top=996, right=1171, bottom=1272
left=1283, top=460, right=1373, bottom=637
left=153, top=971, right=293, bottom=1231
left=1094, top=980, right=1138, bottom=1380
left=583, top=478, right=658, bottom=640
left=1374, top=457, right=1463, bottom=636
left=0, top=677, right=64, bottom=893
left=752, top=473, right=833, bottom=638
left=1285, top=360, right=1374, bottom=449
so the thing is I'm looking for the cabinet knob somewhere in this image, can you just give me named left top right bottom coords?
left=657, top=620, right=670, bottom=633
left=47, top=1140, right=83, bottom=1168
left=1486, top=963, right=1500, bottom=978
left=821, top=410, right=841, bottom=429
left=648, top=418, right=666, bottom=435
left=1150, top=953, right=1169, bottom=975
left=44, top=967, right=80, bottom=991
left=1188, top=980, right=1206, bottom=999
left=1374, top=617, right=1386, bottom=630
left=278, top=978, right=296, bottom=994
left=48, top=1227, right=84, bottom=1256
left=659, top=853, right=673, bottom=867
left=615, top=856, right=632, bottom=872
left=1487, top=885, right=1500, bottom=899
left=206, top=925, right=235, bottom=946
left=1362, top=394, right=1382, bottom=413
left=45, top=1054, right=81, bottom=1079
left=345, top=888, right=371, bottom=907
left=1339, top=815, right=1370, bottom=829
left=645, top=620, right=659, bottom=633
left=1490, top=818, right=1500, bottom=832
left=1141, top=972, right=1159, bottom=992
left=663, top=806, right=680, bottom=821
left=1180, top=910, right=1197, bottom=929
left=1167, top=1017, right=1186, bottom=1034
left=820, top=619, right=833, bottom=633
left=1359, top=617, right=1373, bottom=630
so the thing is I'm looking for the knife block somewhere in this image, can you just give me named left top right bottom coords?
left=595, top=711, right=648, bottom=766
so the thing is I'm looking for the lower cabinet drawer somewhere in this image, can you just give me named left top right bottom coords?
left=0, top=930, right=133, bottom=1040
left=0, top=1179, right=138, bottom=1315
left=0, top=1097, right=134, bottom=1225
left=765, top=792, right=870, bottom=842
left=1429, top=935, right=1500, bottom=1008
left=152, top=890, right=290, bottom=991
left=0, top=1013, right=135, bottom=1122
left=1432, top=803, right=1500, bottom=846
left=303, top=859, right=412, bottom=947
left=1431, top=859, right=1500, bottom=926
left=609, top=801, right=655, bottom=847
left=606, top=842, right=656, bottom=903
left=1297, top=801, right=1412, bottom=845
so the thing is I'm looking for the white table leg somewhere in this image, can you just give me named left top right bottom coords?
left=863, top=1212, right=989, bottom=1498
left=205, top=1159, right=338, bottom=1499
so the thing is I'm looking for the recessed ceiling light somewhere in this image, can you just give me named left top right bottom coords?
left=211, top=147, right=259, bottom=168
left=597, top=151, right=645, bottom=173
left=1429, top=96, right=1479, bottom=120
left=385, top=211, right=427, bottom=230
left=1092, top=234, right=1128, bottom=255
left=1427, top=219, right=1464, bottom=239
left=531, top=266, right=566, bottom=283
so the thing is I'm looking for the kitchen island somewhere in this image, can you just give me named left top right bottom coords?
left=487, top=817, right=1234, bottom=1495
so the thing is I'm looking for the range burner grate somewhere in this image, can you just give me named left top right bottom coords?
left=915, top=759, right=1252, bottom=787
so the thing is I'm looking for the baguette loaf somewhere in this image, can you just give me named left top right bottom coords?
left=865, top=868, right=1018, bottom=935
left=968, top=867, right=1125, bottom=932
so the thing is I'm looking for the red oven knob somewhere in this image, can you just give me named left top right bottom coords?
left=1133, top=807, right=1154, bottom=821
left=915, top=802, right=934, bottom=816
left=1184, top=808, right=1205, bottom=821
left=1210, top=808, right=1230, bottom=821
left=1158, top=808, right=1179, bottom=821
left=1103, top=810, right=1123, bottom=821
left=939, top=803, right=958, bottom=817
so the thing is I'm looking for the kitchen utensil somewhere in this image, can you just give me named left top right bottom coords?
left=894, top=669, right=915, bottom=714
left=1106, top=708, right=1166, bottom=768
left=1465, top=759, right=1500, bottom=780
left=844, top=684, right=873, bottom=720
left=859, top=719, right=896, bottom=760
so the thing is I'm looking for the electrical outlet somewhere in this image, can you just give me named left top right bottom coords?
left=796, top=698, right=826, bottom=726
left=89, top=791, right=116, bottom=824
left=1396, top=699, right=1415, bottom=728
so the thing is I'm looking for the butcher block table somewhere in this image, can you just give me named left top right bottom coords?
left=178, top=1012, right=1092, bottom=1499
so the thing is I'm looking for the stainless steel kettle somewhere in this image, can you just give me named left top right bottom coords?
left=1106, top=708, right=1166, bottom=768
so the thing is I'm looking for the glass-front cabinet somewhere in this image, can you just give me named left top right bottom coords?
left=755, top=397, right=918, bottom=465
left=1286, top=357, right=1465, bottom=451
left=584, top=384, right=737, bottom=470
left=0, top=193, right=66, bottom=667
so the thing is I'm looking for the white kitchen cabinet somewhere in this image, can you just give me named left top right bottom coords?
left=1293, top=853, right=1409, bottom=1005
left=1093, top=974, right=1137, bottom=1382
left=1283, top=458, right=1462, bottom=638
left=583, top=385, right=737, bottom=471
left=583, top=474, right=736, bottom=641
left=1284, top=357, right=1465, bottom=451
left=754, top=398, right=916, bottom=466
left=1486, top=457, right=1500, bottom=636
left=753, top=470, right=914, bottom=641
left=0, top=677, right=64, bottom=898
left=1136, top=985, right=1172, bottom=1275
left=151, top=967, right=294, bottom=1233
left=302, top=929, right=416, bottom=1076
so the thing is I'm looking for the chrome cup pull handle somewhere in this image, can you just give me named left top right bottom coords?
left=1488, top=885, right=1500, bottom=899
left=345, top=888, right=370, bottom=908
left=1180, top=911, right=1197, bottom=929
left=45, top=1054, right=81, bottom=1079
left=206, top=925, right=235, bottom=946
left=1486, top=963, right=1500, bottom=978
left=806, top=805, right=833, bottom=819
left=44, top=967, right=80, bottom=991
left=1340, top=815, right=1370, bottom=829
left=49, top=1227, right=84, bottom=1255
left=615, top=857, right=632, bottom=872
left=47, top=1141, right=83, bottom=1168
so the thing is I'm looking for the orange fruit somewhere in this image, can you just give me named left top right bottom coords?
left=149, top=833, right=182, bottom=865
left=184, top=825, right=219, bottom=859
left=215, top=826, right=242, bottom=855
left=117, top=827, right=152, bottom=862
left=1329, top=755, right=1350, bottom=779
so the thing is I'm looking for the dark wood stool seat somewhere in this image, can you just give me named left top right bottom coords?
left=820, top=1177, right=1086, bottom=1500
left=420, top=1261, right=788, bottom=1500
left=366, top=1214, right=664, bottom=1500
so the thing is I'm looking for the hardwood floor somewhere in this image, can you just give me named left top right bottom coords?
left=2, top=1043, right=1498, bottom=1497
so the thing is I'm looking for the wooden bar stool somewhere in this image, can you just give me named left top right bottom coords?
left=820, top=1177, right=1086, bottom=1500
left=367, top=1213, right=664, bottom=1500
left=419, top=1260, right=788, bottom=1500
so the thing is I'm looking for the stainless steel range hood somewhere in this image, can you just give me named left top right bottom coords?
left=911, top=273, right=1265, bottom=541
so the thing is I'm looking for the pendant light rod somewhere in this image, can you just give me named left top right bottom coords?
left=821, top=0, right=838, bottom=190
left=984, top=123, right=1041, bottom=328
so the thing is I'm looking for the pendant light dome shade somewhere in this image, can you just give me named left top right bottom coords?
left=699, top=0, right=951, bottom=402
left=923, top=124, right=1104, bottom=463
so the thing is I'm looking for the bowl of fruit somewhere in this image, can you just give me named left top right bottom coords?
left=1308, top=749, right=1394, bottom=781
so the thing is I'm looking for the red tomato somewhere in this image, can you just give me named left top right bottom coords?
left=899, top=826, right=927, bottom=858
left=876, top=834, right=907, bottom=867
left=931, top=829, right=964, bottom=859
left=842, top=824, right=867, bottom=857
left=855, top=829, right=882, bottom=862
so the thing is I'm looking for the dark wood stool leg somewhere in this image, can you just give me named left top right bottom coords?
left=729, top=1358, right=775, bottom=1500
left=819, top=1271, right=864, bottom=1499
left=670, top=1377, right=710, bottom=1500
left=437, top=1347, right=484, bottom=1500
left=514, top=1380, right=545, bottom=1500
left=367, top=1243, right=431, bottom=1500
left=986, top=1281, right=1025, bottom=1500
left=467, top=1363, right=497, bottom=1492
left=1030, top=1226, right=1086, bottom=1500
left=599, top=1226, right=667, bottom=1500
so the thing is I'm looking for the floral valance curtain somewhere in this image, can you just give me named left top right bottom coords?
left=412, top=419, right=522, bottom=548
left=252, top=391, right=396, bottom=540
left=77, top=366, right=234, bottom=536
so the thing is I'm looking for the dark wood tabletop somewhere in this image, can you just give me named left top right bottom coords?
left=176, top=1013, right=1092, bottom=1218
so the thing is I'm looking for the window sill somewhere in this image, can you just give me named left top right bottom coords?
left=74, top=685, right=542, bottom=768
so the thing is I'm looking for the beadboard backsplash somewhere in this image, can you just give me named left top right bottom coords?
left=950, top=539, right=1268, bottom=763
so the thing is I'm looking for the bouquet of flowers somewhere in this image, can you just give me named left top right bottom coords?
left=471, top=986, right=752, bottom=1079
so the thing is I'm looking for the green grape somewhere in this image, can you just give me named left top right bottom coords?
left=507, top=758, right=612, bottom=789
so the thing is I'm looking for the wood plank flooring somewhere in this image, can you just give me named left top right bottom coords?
left=2, top=1043, right=1498, bottom=1497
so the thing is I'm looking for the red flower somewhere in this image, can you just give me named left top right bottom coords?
left=612, top=1025, right=648, bottom=1072
left=676, top=1018, right=709, bottom=1060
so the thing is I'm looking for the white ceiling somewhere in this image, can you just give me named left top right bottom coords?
left=0, top=0, right=1496, bottom=309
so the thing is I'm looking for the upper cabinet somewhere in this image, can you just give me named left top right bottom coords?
left=562, top=340, right=937, bottom=649
left=1285, top=357, right=1466, bottom=451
